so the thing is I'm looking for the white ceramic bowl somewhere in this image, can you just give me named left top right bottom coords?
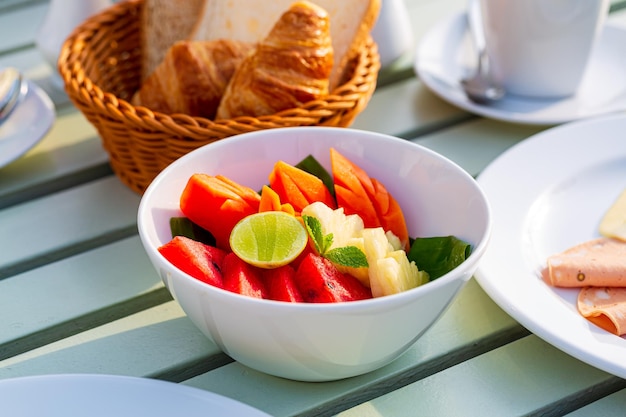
left=137, top=127, right=491, bottom=381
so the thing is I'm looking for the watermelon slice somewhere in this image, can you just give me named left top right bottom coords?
left=294, top=253, right=372, bottom=302
left=222, top=253, right=269, bottom=299
left=263, top=265, right=304, bottom=302
left=158, top=236, right=226, bottom=288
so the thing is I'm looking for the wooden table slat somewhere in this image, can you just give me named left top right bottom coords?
left=0, top=301, right=224, bottom=382
left=0, top=2, right=46, bottom=51
left=338, top=336, right=625, bottom=417
left=0, top=106, right=109, bottom=206
left=566, top=389, right=626, bottom=417
left=0, top=176, right=140, bottom=277
left=0, top=236, right=164, bottom=356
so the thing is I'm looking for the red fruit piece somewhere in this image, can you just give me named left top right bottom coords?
left=290, top=242, right=315, bottom=270
left=294, top=253, right=372, bottom=303
left=263, top=265, right=304, bottom=303
left=222, top=253, right=269, bottom=299
left=180, top=174, right=261, bottom=251
left=158, top=236, right=227, bottom=288
left=331, top=148, right=410, bottom=251
left=268, top=160, right=336, bottom=213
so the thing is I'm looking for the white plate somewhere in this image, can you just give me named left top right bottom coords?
left=0, top=374, right=270, bottom=416
left=475, top=113, right=626, bottom=378
left=0, top=80, right=55, bottom=168
left=414, top=12, right=626, bottom=125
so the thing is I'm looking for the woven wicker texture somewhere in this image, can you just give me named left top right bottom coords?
left=58, top=0, right=380, bottom=194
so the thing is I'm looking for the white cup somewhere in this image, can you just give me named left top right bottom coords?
left=372, top=0, right=414, bottom=67
left=36, top=0, right=111, bottom=86
left=480, top=0, right=609, bottom=98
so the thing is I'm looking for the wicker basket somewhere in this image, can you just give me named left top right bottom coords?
left=58, top=0, right=380, bottom=194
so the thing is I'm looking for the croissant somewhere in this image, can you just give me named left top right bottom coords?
left=216, top=1, right=333, bottom=119
left=132, top=39, right=254, bottom=119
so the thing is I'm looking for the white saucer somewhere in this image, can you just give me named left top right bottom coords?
left=0, top=374, right=271, bottom=416
left=0, top=80, right=55, bottom=168
left=414, top=13, right=626, bottom=125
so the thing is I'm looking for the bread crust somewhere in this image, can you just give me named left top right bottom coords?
left=140, top=0, right=205, bottom=82
left=136, top=0, right=378, bottom=118
left=133, top=39, right=254, bottom=119
left=216, top=1, right=333, bottom=119
left=190, top=0, right=380, bottom=89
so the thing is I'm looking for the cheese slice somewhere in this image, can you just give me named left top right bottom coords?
left=599, top=188, right=626, bottom=242
left=578, top=287, right=626, bottom=336
left=543, top=237, right=626, bottom=287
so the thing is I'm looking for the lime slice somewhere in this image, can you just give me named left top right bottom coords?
left=229, top=211, right=308, bottom=269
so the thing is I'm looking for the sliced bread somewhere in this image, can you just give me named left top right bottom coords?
left=189, top=0, right=380, bottom=89
left=140, top=0, right=205, bottom=81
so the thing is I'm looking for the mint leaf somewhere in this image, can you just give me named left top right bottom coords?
left=303, top=215, right=325, bottom=253
left=302, top=214, right=368, bottom=268
left=325, top=246, right=368, bottom=268
left=322, top=234, right=334, bottom=254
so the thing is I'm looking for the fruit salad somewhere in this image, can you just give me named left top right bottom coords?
left=158, top=148, right=472, bottom=303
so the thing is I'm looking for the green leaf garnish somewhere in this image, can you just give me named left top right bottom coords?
left=325, top=246, right=369, bottom=267
left=302, top=215, right=368, bottom=268
left=407, top=236, right=471, bottom=280
left=303, top=214, right=329, bottom=254
left=169, top=217, right=216, bottom=246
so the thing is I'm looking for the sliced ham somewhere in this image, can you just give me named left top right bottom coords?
left=577, top=287, right=626, bottom=336
left=543, top=237, right=626, bottom=287
left=544, top=193, right=626, bottom=336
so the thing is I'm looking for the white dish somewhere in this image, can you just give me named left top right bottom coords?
left=138, top=127, right=491, bottom=382
left=0, top=374, right=270, bottom=416
left=414, top=12, right=626, bottom=125
left=475, top=113, right=626, bottom=379
left=0, top=80, right=55, bottom=168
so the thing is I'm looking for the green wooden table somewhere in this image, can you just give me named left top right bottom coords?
left=1, top=0, right=626, bottom=415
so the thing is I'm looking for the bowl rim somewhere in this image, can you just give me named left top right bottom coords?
left=137, top=126, right=492, bottom=311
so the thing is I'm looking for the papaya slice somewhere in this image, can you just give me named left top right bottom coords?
left=371, top=178, right=409, bottom=250
left=180, top=174, right=261, bottom=250
left=258, top=185, right=296, bottom=216
left=330, top=148, right=378, bottom=228
left=269, top=160, right=336, bottom=213
left=330, top=148, right=409, bottom=250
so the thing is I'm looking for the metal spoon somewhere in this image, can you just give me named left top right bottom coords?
left=0, top=67, right=27, bottom=125
left=460, top=0, right=505, bottom=104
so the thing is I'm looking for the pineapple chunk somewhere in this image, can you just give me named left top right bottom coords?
left=363, top=228, right=428, bottom=297
left=385, top=230, right=403, bottom=251
left=302, top=202, right=369, bottom=285
left=302, top=202, right=428, bottom=295
left=335, top=236, right=370, bottom=285
left=301, top=202, right=364, bottom=248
